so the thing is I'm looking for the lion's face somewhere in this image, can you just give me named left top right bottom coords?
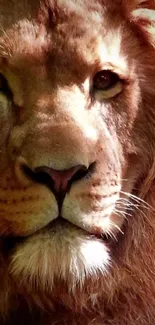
left=0, top=0, right=154, bottom=292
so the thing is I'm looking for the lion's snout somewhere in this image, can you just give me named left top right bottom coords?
left=10, top=111, right=98, bottom=187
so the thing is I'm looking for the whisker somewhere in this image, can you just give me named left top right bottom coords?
left=116, top=201, right=135, bottom=210
left=119, top=179, right=130, bottom=182
left=114, top=211, right=128, bottom=222
left=120, top=190, right=154, bottom=210
left=106, top=229, right=118, bottom=242
left=114, top=209, right=132, bottom=219
left=115, top=191, right=155, bottom=224
left=109, top=220, right=124, bottom=235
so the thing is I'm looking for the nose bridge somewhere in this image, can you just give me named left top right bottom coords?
left=35, top=86, right=94, bottom=135
left=11, top=88, right=98, bottom=170
left=34, top=93, right=87, bottom=144
left=25, top=117, right=89, bottom=170
left=29, top=88, right=86, bottom=135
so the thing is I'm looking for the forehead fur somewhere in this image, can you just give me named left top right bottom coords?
left=0, top=0, right=154, bottom=81
left=0, top=0, right=154, bottom=26
left=0, top=0, right=124, bottom=80
left=0, top=0, right=142, bottom=39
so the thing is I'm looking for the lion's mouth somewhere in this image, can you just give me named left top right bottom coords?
left=21, top=162, right=109, bottom=239
left=2, top=162, right=114, bottom=250
left=3, top=217, right=110, bottom=253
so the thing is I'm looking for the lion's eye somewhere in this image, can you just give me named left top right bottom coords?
left=93, top=70, right=119, bottom=90
left=0, top=74, right=12, bottom=98
left=93, top=70, right=123, bottom=99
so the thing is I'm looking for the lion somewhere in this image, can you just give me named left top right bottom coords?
left=0, top=0, right=155, bottom=324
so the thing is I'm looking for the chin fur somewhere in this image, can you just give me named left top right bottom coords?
left=10, top=226, right=110, bottom=292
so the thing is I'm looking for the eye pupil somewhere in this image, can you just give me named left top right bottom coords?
left=93, top=70, right=119, bottom=91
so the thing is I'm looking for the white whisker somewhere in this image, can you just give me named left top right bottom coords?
left=109, top=220, right=124, bottom=235
left=106, top=229, right=118, bottom=242
left=114, top=209, right=132, bottom=219
left=120, top=190, right=154, bottom=210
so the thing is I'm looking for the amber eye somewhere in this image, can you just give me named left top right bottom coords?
left=93, top=70, right=120, bottom=91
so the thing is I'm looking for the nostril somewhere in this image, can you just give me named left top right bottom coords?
left=34, top=165, right=88, bottom=193
left=22, top=162, right=95, bottom=197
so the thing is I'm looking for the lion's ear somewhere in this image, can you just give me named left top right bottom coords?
left=125, top=0, right=155, bottom=46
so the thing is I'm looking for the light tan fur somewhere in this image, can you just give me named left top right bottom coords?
left=0, top=0, right=155, bottom=324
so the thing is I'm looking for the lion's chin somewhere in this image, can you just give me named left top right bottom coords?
left=8, top=220, right=110, bottom=292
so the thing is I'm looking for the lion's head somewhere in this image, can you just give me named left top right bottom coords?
left=0, top=0, right=155, bottom=324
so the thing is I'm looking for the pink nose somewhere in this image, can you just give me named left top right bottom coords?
left=34, top=165, right=87, bottom=193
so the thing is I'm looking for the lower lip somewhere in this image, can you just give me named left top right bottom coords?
left=2, top=218, right=110, bottom=252
left=47, top=217, right=110, bottom=242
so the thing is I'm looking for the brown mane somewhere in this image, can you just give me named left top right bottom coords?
left=0, top=0, right=155, bottom=324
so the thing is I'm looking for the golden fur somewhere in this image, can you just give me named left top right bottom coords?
left=0, top=0, right=155, bottom=324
